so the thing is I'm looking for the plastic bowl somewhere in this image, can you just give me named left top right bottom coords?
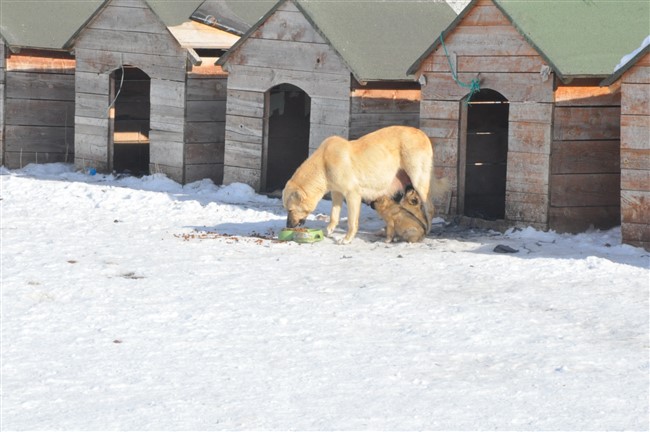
left=278, top=228, right=324, bottom=243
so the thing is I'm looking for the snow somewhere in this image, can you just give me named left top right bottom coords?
left=615, top=34, right=650, bottom=72
left=2, top=163, right=649, bottom=431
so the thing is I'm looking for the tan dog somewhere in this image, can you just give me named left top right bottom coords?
left=282, top=125, right=436, bottom=244
left=371, top=187, right=428, bottom=243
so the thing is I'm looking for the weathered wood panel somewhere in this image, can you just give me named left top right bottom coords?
left=553, top=106, right=620, bottom=141
left=226, top=64, right=350, bottom=98
left=6, top=72, right=75, bottom=101
left=75, top=28, right=184, bottom=58
left=5, top=50, right=75, bottom=74
left=549, top=206, right=620, bottom=233
left=309, top=96, right=350, bottom=127
left=4, top=126, right=73, bottom=152
left=621, top=83, right=650, bottom=116
left=621, top=168, right=650, bottom=192
left=5, top=99, right=74, bottom=127
left=621, top=148, right=650, bottom=171
left=251, top=3, right=325, bottom=44
left=87, top=4, right=172, bottom=34
left=225, top=114, right=264, bottom=143
left=350, top=89, right=420, bottom=139
left=227, top=37, right=348, bottom=75
left=420, top=99, right=460, bottom=120
left=184, top=75, right=228, bottom=182
left=223, top=165, right=262, bottom=191
left=621, top=222, right=650, bottom=250
left=555, top=86, right=620, bottom=106
left=422, top=70, right=553, bottom=103
left=550, top=174, right=620, bottom=207
left=620, top=113, right=650, bottom=150
left=1, top=42, right=5, bottom=166
left=224, top=139, right=263, bottom=170
left=506, top=151, right=549, bottom=195
left=148, top=130, right=184, bottom=168
left=221, top=2, right=352, bottom=189
left=185, top=163, right=224, bottom=185
left=75, top=48, right=186, bottom=82
left=621, top=52, right=650, bottom=84
left=185, top=122, right=225, bottom=145
left=445, top=25, right=539, bottom=57
left=508, top=121, right=552, bottom=154
left=186, top=76, right=227, bottom=101
left=225, top=89, right=265, bottom=118
left=551, top=141, right=620, bottom=174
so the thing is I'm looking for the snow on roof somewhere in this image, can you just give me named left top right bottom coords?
left=615, top=35, right=650, bottom=72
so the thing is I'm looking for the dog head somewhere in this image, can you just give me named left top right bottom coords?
left=402, top=187, right=421, bottom=207
left=282, top=181, right=314, bottom=228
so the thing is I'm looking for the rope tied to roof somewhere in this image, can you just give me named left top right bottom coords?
left=439, top=32, right=480, bottom=104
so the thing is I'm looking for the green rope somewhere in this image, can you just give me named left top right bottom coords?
left=439, top=32, right=480, bottom=103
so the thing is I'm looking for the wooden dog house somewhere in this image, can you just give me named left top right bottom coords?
left=602, top=41, right=650, bottom=250
left=0, top=0, right=98, bottom=168
left=409, top=0, right=649, bottom=233
left=66, top=0, right=242, bottom=184
left=217, top=0, right=457, bottom=193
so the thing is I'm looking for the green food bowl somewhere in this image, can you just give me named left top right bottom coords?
left=278, top=228, right=324, bottom=243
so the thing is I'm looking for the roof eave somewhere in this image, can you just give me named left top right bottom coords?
left=407, top=0, right=477, bottom=76
left=601, top=44, right=650, bottom=86
left=216, top=0, right=286, bottom=67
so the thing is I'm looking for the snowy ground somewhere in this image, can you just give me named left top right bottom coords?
left=1, top=163, right=648, bottom=431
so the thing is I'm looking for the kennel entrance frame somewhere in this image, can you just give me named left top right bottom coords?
left=108, top=65, right=152, bottom=176
left=261, top=83, right=312, bottom=193
left=458, top=88, right=510, bottom=220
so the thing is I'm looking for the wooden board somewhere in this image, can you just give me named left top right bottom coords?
left=551, top=140, right=620, bottom=174
left=621, top=114, right=650, bottom=150
left=550, top=173, right=620, bottom=207
left=621, top=168, right=650, bottom=192
left=621, top=83, right=650, bottom=116
left=553, top=106, right=620, bottom=141
left=549, top=206, right=620, bottom=233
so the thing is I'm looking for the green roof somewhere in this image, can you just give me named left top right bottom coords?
left=0, top=0, right=103, bottom=50
left=219, top=0, right=457, bottom=82
left=409, top=0, right=650, bottom=81
left=0, top=0, right=204, bottom=50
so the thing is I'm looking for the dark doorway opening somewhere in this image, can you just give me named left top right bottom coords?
left=110, top=66, right=151, bottom=176
left=264, top=84, right=310, bottom=193
left=462, top=89, right=509, bottom=220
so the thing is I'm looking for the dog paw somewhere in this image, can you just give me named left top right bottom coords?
left=337, top=236, right=353, bottom=245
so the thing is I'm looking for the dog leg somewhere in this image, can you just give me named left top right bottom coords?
left=326, top=191, right=344, bottom=236
left=385, top=221, right=395, bottom=243
left=340, top=193, right=361, bottom=244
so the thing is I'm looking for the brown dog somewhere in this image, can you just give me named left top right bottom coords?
left=371, top=187, right=429, bottom=243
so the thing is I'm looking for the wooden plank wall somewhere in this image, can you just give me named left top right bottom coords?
left=3, top=50, right=75, bottom=168
left=550, top=86, right=621, bottom=233
left=620, top=52, right=650, bottom=249
left=73, top=0, right=188, bottom=182
left=222, top=1, right=350, bottom=190
left=184, top=67, right=228, bottom=184
left=417, top=0, right=553, bottom=227
left=349, top=88, right=420, bottom=139
left=0, top=43, right=5, bottom=166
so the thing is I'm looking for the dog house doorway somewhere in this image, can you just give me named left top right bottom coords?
left=109, top=66, right=151, bottom=176
left=459, top=89, right=509, bottom=220
left=263, top=84, right=311, bottom=194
